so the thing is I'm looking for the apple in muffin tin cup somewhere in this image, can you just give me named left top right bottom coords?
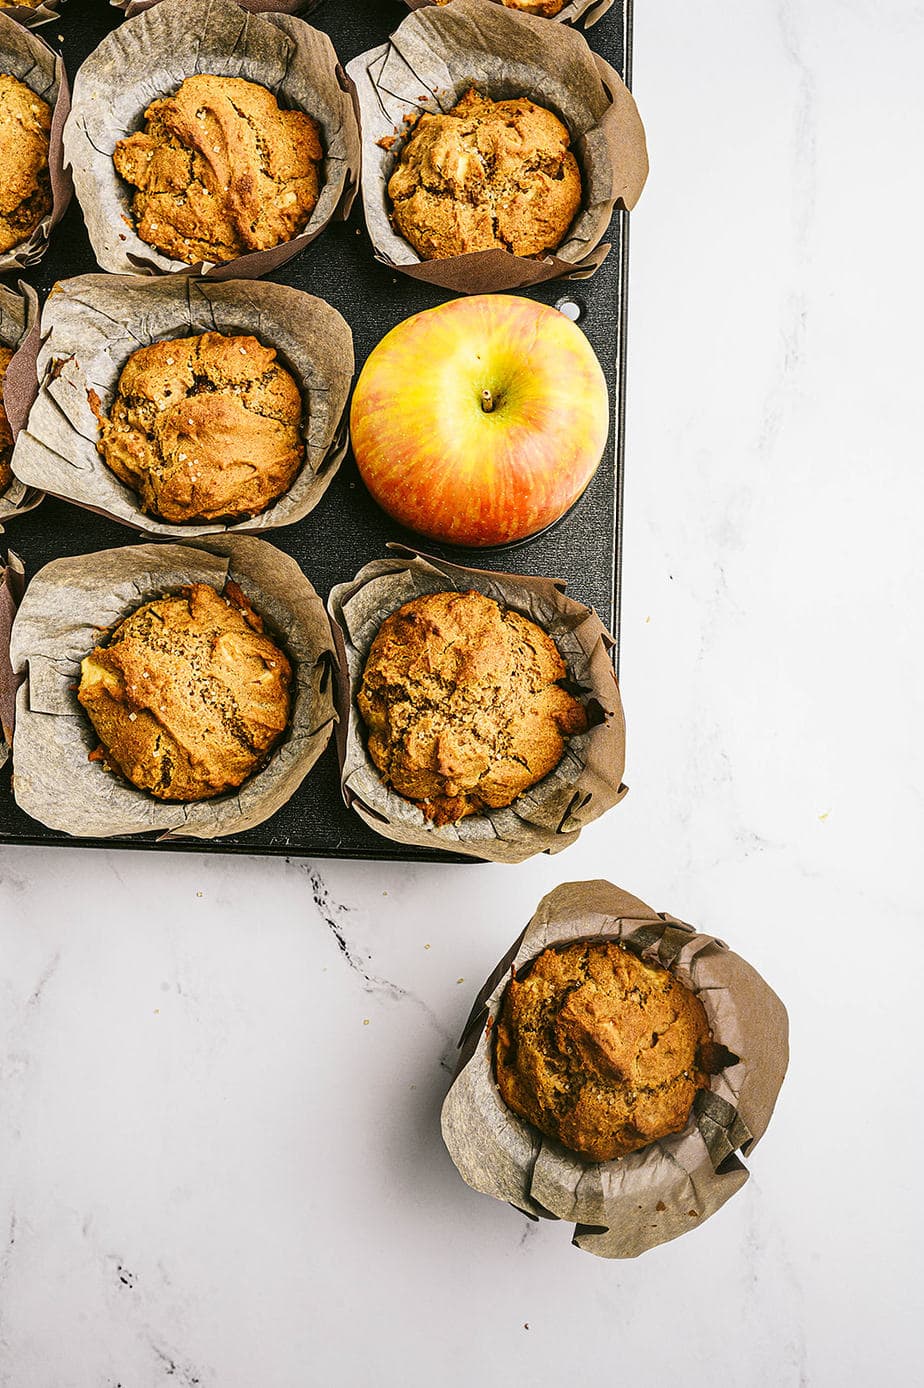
left=402, top=0, right=616, bottom=30
left=7, top=274, right=354, bottom=538
left=327, top=549, right=628, bottom=863
left=6, top=535, right=338, bottom=839
left=441, top=880, right=790, bottom=1258
left=347, top=0, right=647, bottom=295
left=64, top=0, right=360, bottom=279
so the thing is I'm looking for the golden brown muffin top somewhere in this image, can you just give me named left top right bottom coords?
left=357, top=589, right=587, bottom=825
left=436, top=0, right=566, bottom=11
left=112, top=73, right=323, bottom=265
left=388, top=87, right=581, bottom=261
left=93, top=331, right=304, bottom=525
left=77, top=582, right=292, bottom=802
left=0, top=345, right=13, bottom=494
left=0, top=72, right=52, bottom=255
left=495, top=939, right=712, bottom=1163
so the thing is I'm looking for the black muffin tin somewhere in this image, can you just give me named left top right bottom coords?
left=0, top=0, right=632, bottom=860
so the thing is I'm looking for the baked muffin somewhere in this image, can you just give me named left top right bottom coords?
left=0, top=346, right=13, bottom=494
left=388, top=88, right=581, bottom=260
left=436, top=0, right=567, bottom=11
left=357, top=589, right=587, bottom=825
left=0, top=72, right=52, bottom=255
left=93, top=331, right=304, bottom=524
left=78, top=581, right=292, bottom=801
left=112, top=74, right=323, bottom=265
left=495, top=940, right=712, bottom=1163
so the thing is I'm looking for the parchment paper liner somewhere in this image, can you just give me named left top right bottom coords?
left=0, top=282, right=42, bottom=529
left=442, top=880, right=790, bottom=1258
left=0, top=12, right=72, bottom=272
left=113, top=0, right=320, bottom=15
left=347, top=0, right=647, bottom=295
left=0, top=2, right=66, bottom=29
left=65, top=0, right=360, bottom=279
left=8, top=535, right=337, bottom=839
left=9, top=274, right=354, bottom=538
left=327, top=550, right=627, bottom=864
left=0, top=548, right=24, bottom=768
left=404, top=0, right=615, bottom=31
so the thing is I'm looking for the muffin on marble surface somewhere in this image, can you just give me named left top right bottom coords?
left=495, top=938, right=712, bottom=1163
left=78, top=581, right=292, bottom=802
left=387, top=88, right=582, bottom=261
left=112, top=73, right=323, bottom=265
left=0, top=345, right=13, bottom=493
left=356, top=589, right=588, bottom=825
left=93, top=331, right=304, bottom=524
left=0, top=72, right=52, bottom=254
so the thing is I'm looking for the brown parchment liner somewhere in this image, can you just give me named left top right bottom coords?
left=113, top=0, right=320, bottom=15
left=327, top=550, right=627, bottom=864
left=0, top=548, right=24, bottom=769
left=0, top=13, right=72, bottom=272
left=9, top=274, right=354, bottom=538
left=64, top=0, right=360, bottom=279
left=404, top=0, right=615, bottom=31
left=7, top=535, right=337, bottom=839
left=346, top=0, right=647, bottom=295
left=0, top=2, right=66, bottom=29
left=0, top=282, right=42, bottom=529
left=442, top=880, right=790, bottom=1259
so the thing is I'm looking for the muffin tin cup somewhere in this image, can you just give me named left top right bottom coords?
left=441, top=879, right=790, bottom=1259
left=0, top=13, right=72, bottom=273
left=347, top=0, right=647, bottom=295
left=0, top=2, right=67, bottom=28
left=8, top=273, right=354, bottom=538
left=327, top=548, right=628, bottom=864
left=0, top=282, right=43, bottom=529
left=112, top=0, right=321, bottom=16
left=0, top=549, right=24, bottom=769
left=65, top=0, right=361, bottom=279
left=403, top=0, right=616, bottom=31
left=7, top=535, right=338, bottom=838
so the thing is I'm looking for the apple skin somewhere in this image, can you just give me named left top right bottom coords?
left=349, top=294, right=609, bottom=547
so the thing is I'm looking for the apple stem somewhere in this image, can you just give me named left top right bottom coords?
left=480, top=388, right=494, bottom=413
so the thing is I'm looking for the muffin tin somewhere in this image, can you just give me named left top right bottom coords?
left=0, top=0, right=633, bottom=860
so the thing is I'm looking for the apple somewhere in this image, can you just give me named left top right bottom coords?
left=349, top=294, right=609, bottom=547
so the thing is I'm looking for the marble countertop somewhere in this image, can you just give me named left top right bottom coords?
left=1, top=1, right=919, bottom=1384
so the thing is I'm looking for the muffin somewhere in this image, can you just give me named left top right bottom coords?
left=495, top=939, right=712, bottom=1163
left=0, top=346, right=13, bottom=493
left=112, top=73, right=323, bottom=265
left=77, top=581, right=292, bottom=801
left=436, top=0, right=567, bottom=11
left=357, top=589, right=587, bottom=825
left=388, top=87, right=582, bottom=260
left=93, top=331, right=304, bottom=524
left=0, top=72, right=52, bottom=255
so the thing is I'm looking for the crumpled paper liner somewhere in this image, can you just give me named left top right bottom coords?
left=9, top=274, right=354, bottom=538
left=112, top=0, right=320, bottom=14
left=65, top=0, right=360, bottom=279
left=327, top=550, right=627, bottom=864
left=0, top=549, right=24, bottom=769
left=0, top=282, right=42, bottom=530
left=442, top=880, right=789, bottom=1258
left=347, top=0, right=647, bottom=295
left=8, top=535, right=338, bottom=839
left=0, top=1, right=67, bottom=29
left=404, top=0, right=615, bottom=30
left=0, top=12, right=72, bottom=273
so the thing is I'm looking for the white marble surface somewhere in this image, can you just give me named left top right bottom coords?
left=2, top=1, right=921, bottom=1383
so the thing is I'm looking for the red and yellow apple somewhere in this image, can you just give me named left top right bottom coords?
left=349, top=294, right=609, bottom=547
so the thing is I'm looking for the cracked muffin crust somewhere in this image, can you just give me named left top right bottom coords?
left=387, top=88, right=582, bottom=261
left=0, top=346, right=13, bottom=494
left=77, top=581, right=292, bottom=802
left=0, top=72, right=52, bottom=255
left=94, top=331, right=305, bottom=524
left=357, top=589, right=588, bottom=825
left=495, top=939, right=712, bottom=1163
left=112, top=73, right=323, bottom=265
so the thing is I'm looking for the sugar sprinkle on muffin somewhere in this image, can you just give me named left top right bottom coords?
left=494, top=939, right=712, bottom=1163
left=113, top=74, right=323, bottom=265
left=78, top=582, right=292, bottom=802
left=388, top=88, right=582, bottom=261
left=0, top=72, right=52, bottom=255
left=357, top=589, right=588, bottom=824
left=93, top=331, right=304, bottom=524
